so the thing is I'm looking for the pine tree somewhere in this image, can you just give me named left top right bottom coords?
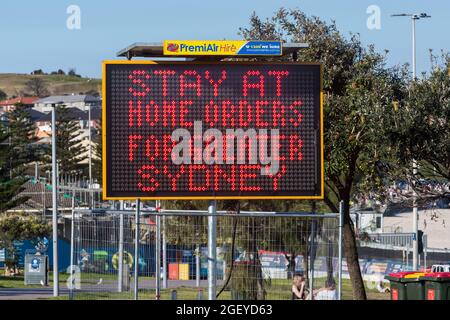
left=44, top=105, right=86, bottom=176
left=7, top=105, right=41, bottom=168
left=92, top=117, right=102, bottom=184
left=0, top=122, right=28, bottom=212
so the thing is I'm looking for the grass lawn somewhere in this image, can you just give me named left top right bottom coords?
left=39, top=278, right=389, bottom=300
left=1, top=268, right=389, bottom=300
left=0, top=268, right=153, bottom=289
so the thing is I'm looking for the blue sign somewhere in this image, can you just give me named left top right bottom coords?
left=237, top=41, right=282, bottom=55
left=0, top=249, right=5, bottom=262
left=31, top=258, right=40, bottom=269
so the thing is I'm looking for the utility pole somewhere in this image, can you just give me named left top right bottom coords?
left=391, top=12, right=431, bottom=271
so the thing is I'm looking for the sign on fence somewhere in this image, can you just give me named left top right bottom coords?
left=103, top=61, right=323, bottom=199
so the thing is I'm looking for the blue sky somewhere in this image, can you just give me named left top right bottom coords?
left=0, top=0, right=448, bottom=78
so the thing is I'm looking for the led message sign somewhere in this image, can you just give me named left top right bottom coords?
left=103, top=61, right=323, bottom=199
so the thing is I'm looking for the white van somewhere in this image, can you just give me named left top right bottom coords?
left=431, top=264, right=450, bottom=273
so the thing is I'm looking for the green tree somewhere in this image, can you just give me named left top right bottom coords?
left=239, top=9, right=407, bottom=299
left=388, top=53, right=449, bottom=203
left=92, top=117, right=102, bottom=184
left=0, top=121, right=29, bottom=212
left=44, top=105, right=86, bottom=176
left=7, top=105, right=41, bottom=168
left=0, top=212, right=51, bottom=272
left=0, top=88, right=7, bottom=101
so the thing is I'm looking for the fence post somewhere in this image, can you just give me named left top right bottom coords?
left=162, top=210, right=168, bottom=290
left=338, top=200, right=344, bottom=300
left=309, top=217, right=315, bottom=299
left=69, top=189, right=75, bottom=300
left=134, top=199, right=140, bottom=300
left=196, top=244, right=201, bottom=288
left=207, top=200, right=217, bottom=300
left=423, top=235, right=427, bottom=271
left=118, top=202, right=124, bottom=293
left=155, top=200, right=161, bottom=300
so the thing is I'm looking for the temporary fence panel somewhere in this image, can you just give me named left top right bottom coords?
left=69, top=210, right=340, bottom=300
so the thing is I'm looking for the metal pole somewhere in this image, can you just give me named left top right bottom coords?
left=155, top=200, right=161, bottom=299
left=309, top=218, right=315, bottom=300
left=423, top=234, right=427, bottom=271
left=406, top=245, right=409, bottom=269
left=412, top=17, right=417, bottom=80
left=118, top=202, right=124, bottom=293
left=51, top=105, right=59, bottom=297
left=411, top=16, right=419, bottom=271
left=88, top=104, right=93, bottom=209
left=207, top=200, right=217, bottom=300
left=338, top=201, right=344, bottom=300
left=162, top=206, right=168, bottom=289
left=196, top=244, right=201, bottom=288
left=134, top=199, right=140, bottom=300
left=69, top=189, right=75, bottom=300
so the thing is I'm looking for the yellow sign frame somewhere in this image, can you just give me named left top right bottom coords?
left=102, top=60, right=324, bottom=200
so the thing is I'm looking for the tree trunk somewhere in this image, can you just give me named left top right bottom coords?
left=326, top=238, right=334, bottom=285
left=343, top=200, right=367, bottom=300
left=247, top=221, right=266, bottom=300
left=285, top=254, right=296, bottom=279
left=302, top=249, right=309, bottom=283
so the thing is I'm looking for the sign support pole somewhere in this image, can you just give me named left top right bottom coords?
left=118, top=201, right=124, bottom=293
left=134, top=199, right=140, bottom=300
left=207, top=200, right=217, bottom=300
left=162, top=204, right=168, bottom=289
left=155, top=200, right=161, bottom=299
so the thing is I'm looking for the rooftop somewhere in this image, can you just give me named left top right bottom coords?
left=36, top=106, right=101, bottom=122
left=0, top=96, right=39, bottom=106
left=34, top=94, right=101, bottom=105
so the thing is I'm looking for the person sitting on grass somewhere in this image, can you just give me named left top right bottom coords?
left=313, top=279, right=338, bottom=300
left=292, top=274, right=307, bottom=300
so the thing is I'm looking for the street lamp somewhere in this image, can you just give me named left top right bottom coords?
left=391, top=13, right=431, bottom=79
left=391, top=12, right=431, bottom=271
left=51, top=101, right=63, bottom=296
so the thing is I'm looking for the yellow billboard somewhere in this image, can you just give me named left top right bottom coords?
left=163, top=40, right=282, bottom=56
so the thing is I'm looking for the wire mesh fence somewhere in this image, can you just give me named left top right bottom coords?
left=10, top=177, right=105, bottom=216
left=69, top=210, right=341, bottom=300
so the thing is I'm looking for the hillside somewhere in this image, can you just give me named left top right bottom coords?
left=0, top=73, right=102, bottom=97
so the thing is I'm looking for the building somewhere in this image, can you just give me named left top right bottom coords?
left=33, top=94, right=101, bottom=113
left=34, top=107, right=102, bottom=163
left=351, top=208, right=384, bottom=234
left=0, top=96, right=39, bottom=113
